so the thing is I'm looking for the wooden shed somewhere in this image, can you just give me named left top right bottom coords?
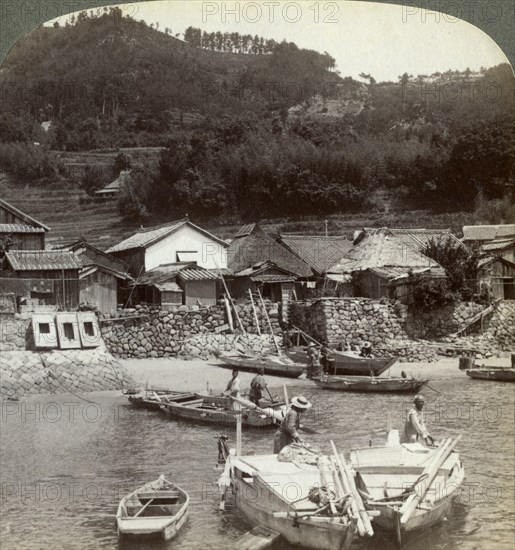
left=3, top=250, right=82, bottom=309
left=0, top=198, right=49, bottom=251
left=478, top=256, right=515, bottom=300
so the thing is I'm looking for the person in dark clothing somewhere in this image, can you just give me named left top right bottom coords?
left=248, top=367, right=267, bottom=405
left=320, top=341, right=329, bottom=374
left=273, top=395, right=312, bottom=453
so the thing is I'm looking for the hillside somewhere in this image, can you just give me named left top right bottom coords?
left=0, top=8, right=513, bottom=230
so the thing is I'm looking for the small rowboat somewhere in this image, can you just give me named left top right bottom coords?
left=351, top=433, right=464, bottom=546
left=126, top=389, right=197, bottom=410
left=217, top=352, right=305, bottom=378
left=160, top=394, right=286, bottom=428
left=116, top=475, right=189, bottom=541
left=466, top=367, right=515, bottom=382
left=286, top=347, right=398, bottom=376
left=313, top=375, right=428, bottom=393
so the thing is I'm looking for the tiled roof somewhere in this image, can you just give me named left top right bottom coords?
left=482, top=238, right=515, bottom=252
left=6, top=250, right=82, bottom=271
left=228, top=225, right=312, bottom=277
left=54, top=239, right=131, bottom=275
left=279, top=234, right=353, bottom=275
left=0, top=199, right=50, bottom=231
left=155, top=282, right=183, bottom=292
left=178, top=267, right=220, bottom=281
left=234, top=223, right=256, bottom=238
left=462, top=224, right=515, bottom=241
left=329, top=228, right=443, bottom=273
left=0, top=224, right=46, bottom=233
left=250, top=274, right=297, bottom=283
left=107, top=219, right=228, bottom=253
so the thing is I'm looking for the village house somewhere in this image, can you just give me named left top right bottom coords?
left=327, top=228, right=458, bottom=301
left=462, top=224, right=515, bottom=263
left=107, top=216, right=229, bottom=277
left=133, top=262, right=222, bottom=308
left=477, top=256, right=515, bottom=300
left=0, top=198, right=49, bottom=251
left=54, top=239, right=133, bottom=314
left=1, top=250, right=82, bottom=309
left=94, top=170, right=131, bottom=199
left=226, top=224, right=313, bottom=301
left=277, top=233, right=353, bottom=296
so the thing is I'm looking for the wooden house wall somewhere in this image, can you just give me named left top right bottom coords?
left=0, top=232, right=44, bottom=250
left=479, top=260, right=515, bottom=300
left=10, top=269, right=79, bottom=309
left=181, top=280, right=217, bottom=306
left=357, top=271, right=389, bottom=299
left=0, top=206, right=30, bottom=224
left=160, top=290, right=183, bottom=309
left=110, top=249, right=145, bottom=277
left=79, top=270, right=118, bottom=314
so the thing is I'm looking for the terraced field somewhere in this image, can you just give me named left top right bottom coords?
left=0, top=172, right=139, bottom=249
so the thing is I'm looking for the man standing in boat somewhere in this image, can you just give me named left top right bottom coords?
left=223, top=369, right=241, bottom=409
left=273, top=395, right=312, bottom=453
left=248, top=367, right=267, bottom=405
left=401, top=395, right=435, bottom=446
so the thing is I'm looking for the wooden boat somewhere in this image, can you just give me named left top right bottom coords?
left=220, top=453, right=358, bottom=550
left=160, top=394, right=285, bottom=428
left=217, top=352, right=305, bottom=378
left=466, top=367, right=515, bottom=382
left=351, top=432, right=464, bottom=545
left=286, top=346, right=398, bottom=376
left=116, top=475, right=189, bottom=541
left=126, top=389, right=197, bottom=411
left=313, top=375, right=428, bottom=393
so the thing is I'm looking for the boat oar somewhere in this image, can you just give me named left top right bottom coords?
left=133, top=498, right=154, bottom=518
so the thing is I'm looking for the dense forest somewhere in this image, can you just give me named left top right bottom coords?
left=0, top=7, right=513, bottom=223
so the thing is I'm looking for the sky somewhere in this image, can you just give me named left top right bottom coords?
left=49, top=0, right=510, bottom=82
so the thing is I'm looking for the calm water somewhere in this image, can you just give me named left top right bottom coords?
left=1, top=376, right=513, bottom=550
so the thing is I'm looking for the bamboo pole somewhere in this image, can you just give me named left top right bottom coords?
left=330, top=440, right=374, bottom=537
left=257, top=288, right=281, bottom=355
left=248, top=289, right=261, bottom=336
left=399, top=436, right=460, bottom=526
left=214, top=260, right=246, bottom=335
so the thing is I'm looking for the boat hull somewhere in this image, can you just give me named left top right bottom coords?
left=161, top=398, right=280, bottom=428
left=217, top=354, right=305, bottom=378
left=314, top=376, right=428, bottom=393
left=466, top=368, right=515, bottom=382
left=232, top=468, right=356, bottom=550
left=286, top=348, right=397, bottom=376
left=351, top=442, right=465, bottom=540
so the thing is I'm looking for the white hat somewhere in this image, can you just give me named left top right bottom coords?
left=291, top=395, right=312, bottom=409
left=414, top=394, right=425, bottom=403
left=308, top=342, right=316, bottom=347
left=363, top=341, right=371, bottom=348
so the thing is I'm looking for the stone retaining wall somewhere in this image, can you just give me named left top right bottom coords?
left=100, top=302, right=282, bottom=359
left=0, top=348, right=134, bottom=399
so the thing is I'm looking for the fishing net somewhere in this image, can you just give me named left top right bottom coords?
left=277, top=443, right=322, bottom=465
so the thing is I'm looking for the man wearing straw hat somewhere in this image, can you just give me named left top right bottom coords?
left=401, top=394, right=435, bottom=446
left=273, top=395, right=312, bottom=453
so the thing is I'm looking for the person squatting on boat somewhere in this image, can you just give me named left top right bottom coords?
left=248, top=367, right=267, bottom=405
left=306, top=342, right=322, bottom=379
left=400, top=394, right=435, bottom=445
left=223, top=369, right=241, bottom=409
left=273, top=395, right=312, bottom=453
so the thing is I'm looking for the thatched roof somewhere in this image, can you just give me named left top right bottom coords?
left=329, top=228, right=446, bottom=274
left=227, top=224, right=312, bottom=277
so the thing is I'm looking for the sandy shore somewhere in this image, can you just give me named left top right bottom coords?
left=120, top=353, right=512, bottom=394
